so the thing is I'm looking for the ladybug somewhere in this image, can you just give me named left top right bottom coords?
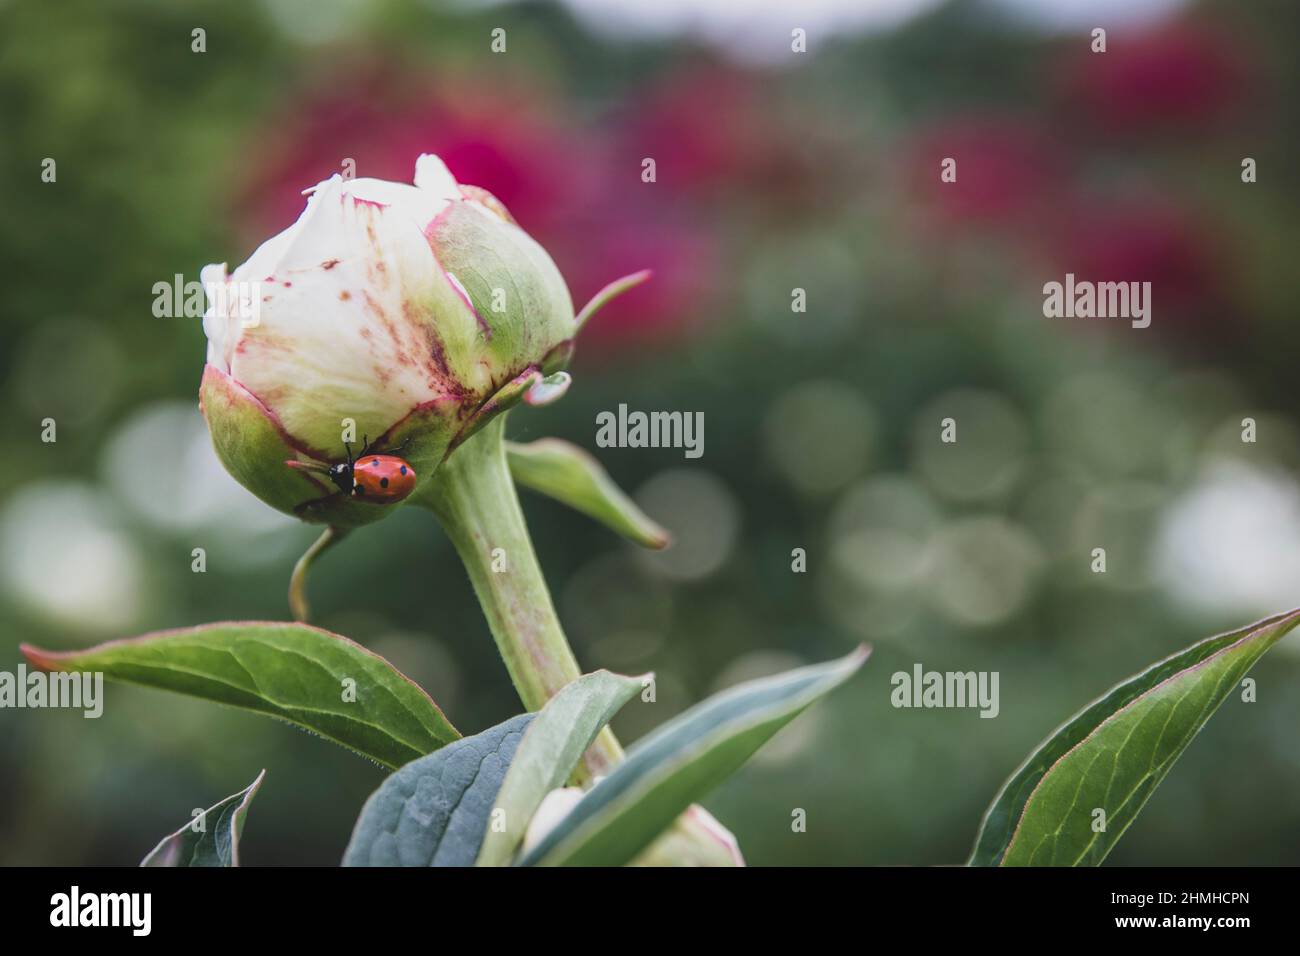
left=286, top=437, right=416, bottom=505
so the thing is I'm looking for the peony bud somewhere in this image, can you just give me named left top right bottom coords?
left=521, top=786, right=744, bottom=866
left=200, top=154, right=581, bottom=527
left=520, top=786, right=586, bottom=856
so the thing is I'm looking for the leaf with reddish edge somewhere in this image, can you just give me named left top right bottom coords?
left=141, top=770, right=265, bottom=867
left=22, top=622, right=459, bottom=771
left=970, top=607, right=1300, bottom=866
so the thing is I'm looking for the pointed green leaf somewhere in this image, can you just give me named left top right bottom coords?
left=343, top=713, right=534, bottom=866
left=141, top=770, right=265, bottom=867
left=970, top=607, right=1300, bottom=866
left=574, top=269, right=652, bottom=332
left=21, top=622, right=459, bottom=771
left=520, top=646, right=869, bottom=867
left=476, top=670, right=646, bottom=866
left=506, top=438, right=670, bottom=549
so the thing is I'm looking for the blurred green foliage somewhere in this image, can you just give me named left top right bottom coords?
left=3, top=0, right=1300, bottom=865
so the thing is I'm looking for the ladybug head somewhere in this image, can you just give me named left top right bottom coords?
left=326, top=461, right=355, bottom=492
left=284, top=458, right=355, bottom=494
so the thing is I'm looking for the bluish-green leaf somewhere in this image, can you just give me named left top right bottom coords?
left=344, top=713, right=534, bottom=866
left=476, top=670, right=646, bottom=866
left=22, top=622, right=459, bottom=771
left=970, top=607, right=1300, bottom=866
left=520, top=646, right=869, bottom=866
left=141, top=770, right=265, bottom=867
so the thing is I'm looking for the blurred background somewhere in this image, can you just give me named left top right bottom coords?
left=3, top=0, right=1300, bottom=866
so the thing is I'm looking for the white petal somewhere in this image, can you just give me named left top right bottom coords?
left=413, top=153, right=462, bottom=202
left=231, top=175, right=342, bottom=283
left=200, top=262, right=233, bottom=372
left=228, top=186, right=485, bottom=454
left=521, top=787, right=585, bottom=854
left=343, top=175, right=448, bottom=232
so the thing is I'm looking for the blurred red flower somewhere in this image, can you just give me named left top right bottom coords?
left=1038, top=193, right=1234, bottom=343
left=904, top=116, right=1069, bottom=229
left=1058, top=21, right=1254, bottom=134
left=237, top=61, right=596, bottom=242
left=235, top=59, right=720, bottom=356
left=1054, top=197, right=1219, bottom=299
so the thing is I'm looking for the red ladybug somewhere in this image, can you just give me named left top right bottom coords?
left=286, top=438, right=416, bottom=504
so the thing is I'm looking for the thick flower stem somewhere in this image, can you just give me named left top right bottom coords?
left=415, top=416, right=624, bottom=781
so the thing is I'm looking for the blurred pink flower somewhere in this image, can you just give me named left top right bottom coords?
left=899, top=109, right=1234, bottom=341
left=238, top=62, right=596, bottom=240
left=618, top=63, right=760, bottom=194
left=615, top=60, right=851, bottom=217
left=1058, top=22, right=1254, bottom=133
left=236, top=59, right=724, bottom=357
left=557, top=205, right=719, bottom=353
left=904, top=116, right=1068, bottom=229
left=1041, top=195, right=1233, bottom=341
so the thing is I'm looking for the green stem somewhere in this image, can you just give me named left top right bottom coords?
left=288, top=525, right=348, bottom=623
left=414, top=416, right=624, bottom=781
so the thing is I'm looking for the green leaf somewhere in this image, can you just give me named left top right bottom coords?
left=476, top=670, right=646, bottom=866
left=506, top=438, right=671, bottom=549
left=21, top=622, right=459, bottom=771
left=343, top=713, right=534, bottom=866
left=574, top=269, right=652, bottom=332
left=970, top=607, right=1300, bottom=866
left=141, top=770, right=265, bottom=867
left=520, top=646, right=869, bottom=867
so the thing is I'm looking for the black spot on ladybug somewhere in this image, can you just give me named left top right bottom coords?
left=400, top=466, right=407, bottom=475
left=380, top=477, right=390, bottom=488
left=372, top=459, right=380, bottom=466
